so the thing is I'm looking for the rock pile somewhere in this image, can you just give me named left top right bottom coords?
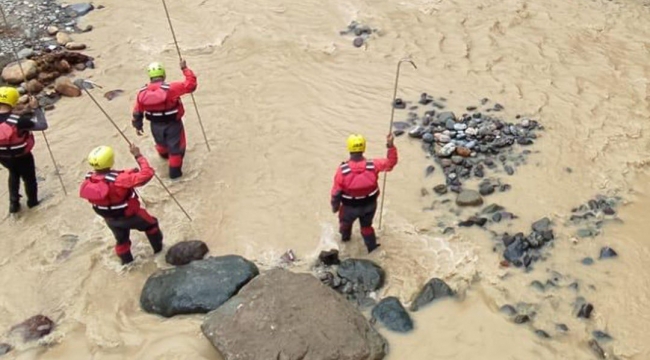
left=568, top=195, right=622, bottom=238
left=2, top=50, right=93, bottom=111
left=497, top=217, right=555, bottom=269
left=393, top=95, right=542, bottom=189
left=317, top=258, right=385, bottom=308
left=339, top=21, right=378, bottom=48
left=0, top=1, right=97, bottom=64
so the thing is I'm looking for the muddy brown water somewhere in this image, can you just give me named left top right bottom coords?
left=1, top=0, right=650, bottom=358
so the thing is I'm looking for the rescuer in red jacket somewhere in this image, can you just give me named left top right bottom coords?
left=79, top=144, right=163, bottom=265
left=331, top=133, right=398, bottom=253
left=0, top=86, right=49, bottom=213
left=131, top=59, right=197, bottom=179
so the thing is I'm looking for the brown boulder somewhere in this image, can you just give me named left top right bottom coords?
left=55, top=60, right=71, bottom=74
left=201, top=268, right=387, bottom=360
left=54, top=77, right=81, bottom=97
left=38, top=71, right=60, bottom=83
left=165, top=240, right=209, bottom=266
left=1, top=59, right=38, bottom=84
left=456, top=147, right=471, bottom=157
left=25, top=79, right=44, bottom=94
left=56, top=32, right=72, bottom=45
left=65, top=42, right=87, bottom=51
left=9, top=315, right=54, bottom=341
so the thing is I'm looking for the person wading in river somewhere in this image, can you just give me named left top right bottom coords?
left=0, top=86, right=49, bottom=213
left=131, top=59, right=197, bottom=179
left=330, top=133, right=398, bottom=253
left=79, top=144, right=163, bottom=265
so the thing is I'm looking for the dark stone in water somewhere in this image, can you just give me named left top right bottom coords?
left=410, top=278, right=455, bottom=311
left=353, top=37, right=364, bottom=47
left=479, top=183, right=495, bottom=196
left=493, top=103, right=504, bottom=111
left=419, top=93, right=432, bottom=105
left=0, top=343, right=11, bottom=355
left=577, top=303, right=594, bottom=319
left=449, top=185, right=463, bottom=194
left=481, top=98, right=489, bottom=105
left=393, top=98, right=406, bottom=109
left=319, top=249, right=340, bottom=266
left=337, top=259, right=385, bottom=292
left=514, top=314, right=530, bottom=324
left=532, top=217, right=551, bottom=233
left=483, top=204, right=505, bottom=214
left=371, top=297, right=414, bottom=333
left=589, top=340, right=606, bottom=359
left=581, top=257, right=594, bottom=265
left=503, top=238, right=526, bottom=266
left=592, top=330, right=612, bottom=341
left=535, top=329, right=550, bottom=338
left=517, top=137, right=534, bottom=145
left=443, top=227, right=455, bottom=235
left=504, top=165, right=515, bottom=175
left=530, top=280, right=545, bottom=292
left=459, top=219, right=475, bottom=227
left=9, top=315, right=55, bottom=341
left=426, top=165, right=435, bottom=177
left=165, top=240, right=209, bottom=266
left=434, top=184, right=448, bottom=195
left=392, top=121, right=411, bottom=130
left=556, top=323, right=569, bottom=332
left=492, top=212, right=502, bottom=223
left=569, top=282, right=579, bottom=291
left=499, top=184, right=511, bottom=192
left=599, top=247, right=617, bottom=259
left=140, top=256, right=259, bottom=317
left=474, top=167, right=484, bottom=178
left=499, top=304, right=516, bottom=316
left=422, top=133, right=435, bottom=143
left=393, top=130, right=405, bottom=137
left=466, top=106, right=477, bottom=111
left=603, top=206, right=615, bottom=215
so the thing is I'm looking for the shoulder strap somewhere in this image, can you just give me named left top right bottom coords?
left=160, top=83, right=171, bottom=90
left=340, top=162, right=351, bottom=175
left=5, top=114, right=20, bottom=125
left=103, top=171, right=121, bottom=183
left=365, top=160, right=375, bottom=171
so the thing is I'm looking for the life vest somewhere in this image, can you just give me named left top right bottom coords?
left=339, top=160, right=379, bottom=206
left=0, top=114, right=35, bottom=158
left=137, top=82, right=180, bottom=122
left=79, top=171, right=138, bottom=218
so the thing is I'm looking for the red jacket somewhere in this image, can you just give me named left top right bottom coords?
left=331, top=146, right=398, bottom=207
left=79, top=156, right=155, bottom=218
left=132, top=68, right=197, bottom=128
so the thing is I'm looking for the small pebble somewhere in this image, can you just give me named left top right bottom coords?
left=581, top=257, right=594, bottom=265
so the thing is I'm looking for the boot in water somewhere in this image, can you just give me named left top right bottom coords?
left=119, top=252, right=134, bottom=265
left=169, top=166, right=183, bottom=179
left=9, top=201, right=20, bottom=214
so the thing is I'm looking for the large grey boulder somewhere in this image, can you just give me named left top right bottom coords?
left=140, top=255, right=259, bottom=318
left=201, top=268, right=388, bottom=360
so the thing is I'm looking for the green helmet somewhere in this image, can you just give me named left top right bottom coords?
left=147, top=62, right=166, bottom=78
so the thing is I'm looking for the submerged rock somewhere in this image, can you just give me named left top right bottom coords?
left=165, top=240, right=209, bottom=266
left=140, top=255, right=259, bottom=317
left=201, top=269, right=388, bottom=360
left=371, top=297, right=414, bottom=333
left=410, top=278, right=455, bottom=311
left=599, top=247, right=618, bottom=259
left=337, top=259, right=385, bottom=293
left=456, top=190, right=483, bottom=207
left=9, top=315, right=54, bottom=341
left=0, top=343, right=11, bottom=355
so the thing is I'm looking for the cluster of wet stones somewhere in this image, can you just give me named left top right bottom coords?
left=393, top=95, right=542, bottom=192
left=339, top=21, right=378, bottom=48
left=492, top=195, right=621, bottom=359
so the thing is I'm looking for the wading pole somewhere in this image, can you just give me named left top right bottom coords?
left=378, top=58, right=417, bottom=230
left=161, top=0, right=211, bottom=152
left=0, top=4, right=68, bottom=196
left=80, top=80, right=193, bottom=222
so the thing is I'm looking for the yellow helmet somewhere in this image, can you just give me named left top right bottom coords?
left=347, top=134, right=366, bottom=153
left=88, top=146, right=114, bottom=170
left=147, top=62, right=166, bottom=78
left=0, top=86, right=20, bottom=108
